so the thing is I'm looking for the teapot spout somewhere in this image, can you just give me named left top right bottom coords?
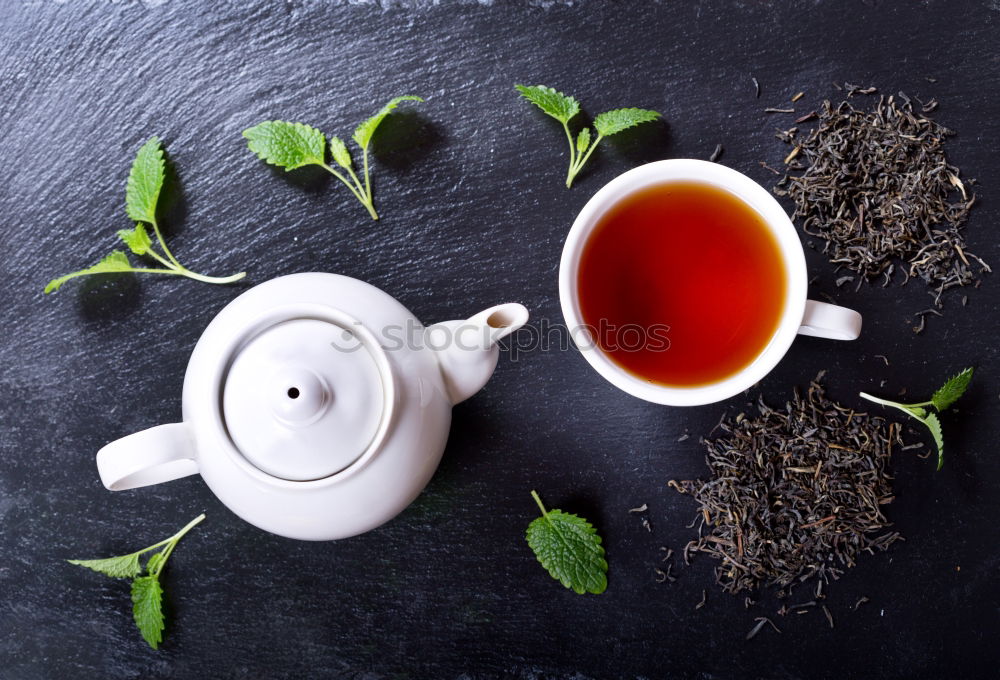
left=428, top=303, right=529, bottom=404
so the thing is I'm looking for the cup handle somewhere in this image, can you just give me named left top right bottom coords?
left=96, top=423, right=199, bottom=491
left=797, top=300, right=862, bottom=340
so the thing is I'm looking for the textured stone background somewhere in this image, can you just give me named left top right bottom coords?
left=1, top=1, right=998, bottom=678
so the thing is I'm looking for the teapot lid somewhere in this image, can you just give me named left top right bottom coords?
left=222, top=316, right=394, bottom=481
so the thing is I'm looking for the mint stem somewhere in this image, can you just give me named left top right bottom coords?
left=320, top=163, right=379, bottom=220
left=562, top=122, right=578, bottom=188
left=859, top=392, right=927, bottom=419
left=320, top=163, right=366, bottom=201
left=177, top=269, right=246, bottom=285
left=859, top=392, right=910, bottom=410
left=572, top=133, right=603, bottom=181
left=362, top=148, right=374, bottom=208
left=149, top=513, right=206, bottom=577
left=149, top=218, right=182, bottom=269
left=144, top=249, right=175, bottom=270
left=530, top=490, right=549, bottom=518
left=141, top=227, right=244, bottom=284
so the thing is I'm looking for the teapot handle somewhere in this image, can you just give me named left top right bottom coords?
left=96, top=423, right=199, bottom=491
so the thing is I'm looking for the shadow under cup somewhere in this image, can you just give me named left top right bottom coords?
left=560, top=160, right=810, bottom=406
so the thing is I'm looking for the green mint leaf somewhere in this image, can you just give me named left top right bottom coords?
left=932, top=367, right=974, bottom=412
left=68, top=514, right=204, bottom=650
left=593, top=108, right=661, bottom=137
left=131, top=576, right=165, bottom=649
left=68, top=553, right=142, bottom=579
left=48, top=138, right=245, bottom=291
left=526, top=491, right=607, bottom=594
left=352, top=95, right=423, bottom=151
left=45, top=251, right=133, bottom=294
left=859, top=365, right=974, bottom=471
left=516, top=87, right=658, bottom=188
left=117, top=224, right=152, bottom=255
left=329, top=135, right=353, bottom=169
left=144, top=551, right=165, bottom=575
left=925, top=412, right=945, bottom=471
left=243, top=121, right=326, bottom=171
left=125, top=137, right=165, bottom=224
left=515, top=84, right=580, bottom=124
left=247, top=97, right=421, bottom=221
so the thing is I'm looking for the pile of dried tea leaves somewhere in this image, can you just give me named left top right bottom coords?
left=774, top=85, right=989, bottom=319
left=670, top=374, right=905, bottom=597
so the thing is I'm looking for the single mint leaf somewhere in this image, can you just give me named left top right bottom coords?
left=526, top=492, right=607, bottom=595
left=351, top=95, right=423, bottom=151
left=329, top=135, right=353, bottom=169
left=144, top=551, right=165, bottom=575
left=68, top=553, right=142, bottom=579
left=576, top=127, right=591, bottom=154
left=593, top=108, right=661, bottom=137
left=243, top=121, right=326, bottom=171
left=515, top=84, right=580, bottom=124
left=117, top=224, right=152, bottom=255
left=45, top=251, right=133, bottom=294
left=125, top=137, right=165, bottom=224
left=925, top=411, right=945, bottom=471
left=131, top=576, right=165, bottom=649
left=932, top=367, right=973, bottom=412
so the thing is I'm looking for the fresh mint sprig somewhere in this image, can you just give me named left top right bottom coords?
left=526, top=490, right=607, bottom=594
left=69, top=513, right=205, bottom=649
left=860, top=367, right=974, bottom=470
left=45, top=138, right=246, bottom=293
left=243, top=95, right=423, bottom=220
left=515, top=84, right=660, bottom=188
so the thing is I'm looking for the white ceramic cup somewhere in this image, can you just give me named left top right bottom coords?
left=558, top=159, right=862, bottom=406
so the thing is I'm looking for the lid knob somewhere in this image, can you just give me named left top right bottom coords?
left=268, top=367, right=330, bottom=425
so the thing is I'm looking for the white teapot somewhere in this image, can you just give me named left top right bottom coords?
left=96, top=273, right=528, bottom=540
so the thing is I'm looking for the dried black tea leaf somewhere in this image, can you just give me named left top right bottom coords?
left=671, top=375, right=905, bottom=597
left=774, top=87, right=990, bottom=313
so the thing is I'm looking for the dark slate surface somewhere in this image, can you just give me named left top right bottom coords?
left=1, top=1, right=998, bottom=678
